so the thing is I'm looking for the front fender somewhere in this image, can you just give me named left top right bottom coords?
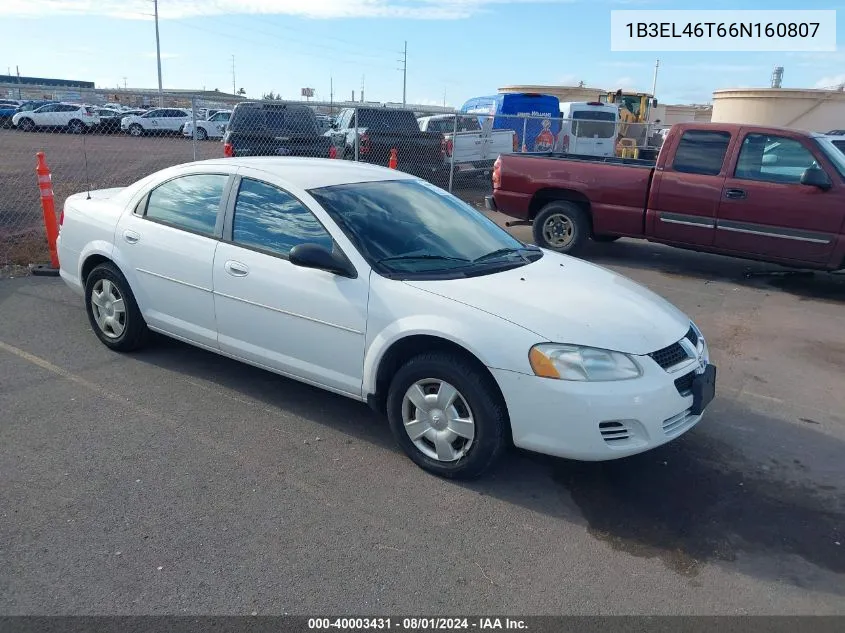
left=361, top=312, right=536, bottom=398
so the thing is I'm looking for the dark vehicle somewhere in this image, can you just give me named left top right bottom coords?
left=96, top=108, right=124, bottom=133
left=222, top=101, right=333, bottom=159
left=487, top=122, right=845, bottom=271
left=328, top=107, right=447, bottom=181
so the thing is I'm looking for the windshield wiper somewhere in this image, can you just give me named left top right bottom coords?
left=378, top=254, right=470, bottom=265
left=472, top=247, right=537, bottom=263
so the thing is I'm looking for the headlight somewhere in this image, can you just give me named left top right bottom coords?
left=529, top=343, right=642, bottom=381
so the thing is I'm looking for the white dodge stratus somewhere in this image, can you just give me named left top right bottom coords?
left=56, top=158, right=716, bottom=478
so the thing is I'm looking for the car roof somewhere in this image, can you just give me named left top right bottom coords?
left=180, top=157, right=417, bottom=190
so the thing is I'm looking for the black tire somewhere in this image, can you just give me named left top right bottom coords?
left=68, top=119, right=85, bottom=134
left=18, top=117, right=35, bottom=132
left=593, top=235, right=620, bottom=243
left=84, top=262, right=149, bottom=352
left=532, top=200, right=589, bottom=255
left=195, top=126, right=208, bottom=141
left=128, top=123, right=144, bottom=137
left=386, top=351, right=508, bottom=479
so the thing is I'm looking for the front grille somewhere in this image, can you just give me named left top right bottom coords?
left=674, top=371, right=695, bottom=396
left=686, top=326, right=698, bottom=347
left=599, top=421, right=631, bottom=443
left=650, top=342, right=689, bottom=369
left=663, top=408, right=697, bottom=436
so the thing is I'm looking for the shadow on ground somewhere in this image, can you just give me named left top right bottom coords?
left=582, top=240, right=845, bottom=303
left=137, top=335, right=845, bottom=593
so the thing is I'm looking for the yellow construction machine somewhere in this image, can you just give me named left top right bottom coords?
left=599, top=90, right=660, bottom=159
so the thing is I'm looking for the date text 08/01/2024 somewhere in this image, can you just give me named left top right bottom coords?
left=308, top=618, right=528, bottom=630
left=626, top=22, right=820, bottom=38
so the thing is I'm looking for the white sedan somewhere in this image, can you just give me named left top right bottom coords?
left=56, top=158, right=716, bottom=478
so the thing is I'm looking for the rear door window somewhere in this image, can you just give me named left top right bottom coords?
left=671, top=130, right=732, bottom=176
left=145, top=174, right=228, bottom=236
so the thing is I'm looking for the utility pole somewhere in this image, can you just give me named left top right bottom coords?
left=398, top=41, right=407, bottom=107
left=360, top=75, right=364, bottom=103
left=651, top=58, right=659, bottom=100
left=231, top=55, right=236, bottom=96
left=330, top=75, right=333, bottom=111
left=123, top=76, right=127, bottom=90
left=153, top=0, right=163, bottom=106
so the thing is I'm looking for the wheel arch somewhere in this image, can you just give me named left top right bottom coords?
left=528, top=187, right=592, bottom=222
left=365, top=333, right=510, bottom=433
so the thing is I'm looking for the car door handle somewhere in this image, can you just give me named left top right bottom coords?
left=725, top=189, right=747, bottom=200
left=224, top=260, right=249, bottom=277
left=123, top=229, right=140, bottom=244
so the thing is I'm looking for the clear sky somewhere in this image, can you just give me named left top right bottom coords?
left=1, top=0, right=843, bottom=107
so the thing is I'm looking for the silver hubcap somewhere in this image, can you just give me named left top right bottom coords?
left=130, top=126, right=141, bottom=136
left=401, top=379, right=475, bottom=462
left=90, top=279, right=126, bottom=339
left=542, top=213, right=575, bottom=248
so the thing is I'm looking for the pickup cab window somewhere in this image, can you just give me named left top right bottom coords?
left=734, top=134, right=819, bottom=184
left=671, top=130, right=731, bottom=176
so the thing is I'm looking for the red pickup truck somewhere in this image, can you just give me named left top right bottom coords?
left=486, top=122, right=845, bottom=271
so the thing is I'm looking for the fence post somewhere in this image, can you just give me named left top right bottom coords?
left=521, top=116, right=528, bottom=152
left=33, top=152, right=60, bottom=276
left=354, top=107, right=359, bottom=162
left=448, top=112, right=458, bottom=193
left=190, top=96, right=198, bottom=161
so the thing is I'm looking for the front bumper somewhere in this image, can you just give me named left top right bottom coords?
left=491, top=359, right=715, bottom=461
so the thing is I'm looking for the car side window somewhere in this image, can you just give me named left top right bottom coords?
left=37, top=104, right=58, bottom=113
left=734, top=133, right=820, bottom=184
left=671, top=130, right=731, bottom=176
left=232, top=178, right=334, bottom=257
left=145, top=174, right=228, bottom=235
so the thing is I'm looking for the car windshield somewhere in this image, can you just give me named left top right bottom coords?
left=309, top=180, right=539, bottom=277
left=815, top=137, right=845, bottom=178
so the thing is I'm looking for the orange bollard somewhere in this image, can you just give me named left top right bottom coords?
left=35, top=152, right=61, bottom=272
left=388, top=147, right=398, bottom=169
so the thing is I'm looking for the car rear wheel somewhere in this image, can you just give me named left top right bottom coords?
left=195, top=127, right=208, bottom=141
left=533, top=200, right=589, bottom=255
left=18, top=118, right=35, bottom=132
left=386, top=352, right=508, bottom=479
left=84, top=263, right=149, bottom=352
left=68, top=119, right=85, bottom=134
left=128, top=123, right=143, bottom=137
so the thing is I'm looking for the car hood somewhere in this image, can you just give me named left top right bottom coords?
left=402, top=251, right=690, bottom=356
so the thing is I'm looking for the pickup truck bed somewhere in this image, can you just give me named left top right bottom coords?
left=489, top=123, right=845, bottom=271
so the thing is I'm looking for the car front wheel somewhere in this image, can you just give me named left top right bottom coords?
left=84, top=262, right=149, bottom=352
left=386, top=352, right=508, bottom=479
left=128, top=124, right=144, bottom=137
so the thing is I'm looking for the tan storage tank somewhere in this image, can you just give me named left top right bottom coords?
left=711, top=88, right=845, bottom=132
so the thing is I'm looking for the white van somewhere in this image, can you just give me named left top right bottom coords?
left=556, top=101, right=619, bottom=157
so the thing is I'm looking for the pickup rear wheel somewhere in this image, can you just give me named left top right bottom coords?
left=533, top=201, right=589, bottom=255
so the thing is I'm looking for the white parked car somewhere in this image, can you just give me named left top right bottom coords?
left=12, top=102, right=100, bottom=133
left=418, top=114, right=517, bottom=176
left=56, top=158, right=715, bottom=478
left=182, top=110, right=232, bottom=140
left=121, top=108, right=192, bottom=136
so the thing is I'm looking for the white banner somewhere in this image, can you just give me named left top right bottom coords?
left=610, top=10, right=836, bottom=51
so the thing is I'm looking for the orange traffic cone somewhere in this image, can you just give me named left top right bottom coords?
left=33, top=152, right=61, bottom=276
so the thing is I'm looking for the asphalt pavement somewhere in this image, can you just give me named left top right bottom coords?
left=1, top=238, right=844, bottom=615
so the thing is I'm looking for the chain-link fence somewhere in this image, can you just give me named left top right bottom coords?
left=0, top=92, right=662, bottom=267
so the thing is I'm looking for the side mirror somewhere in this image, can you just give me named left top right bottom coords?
left=288, top=243, right=357, bottom=278
left=800, top=167, right=832, bottom=190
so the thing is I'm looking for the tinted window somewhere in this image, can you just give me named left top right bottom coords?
left=57, top=104, right=79, bottom=112
left=571, top=111, right=617, bottom=139
left=143, top=110, right=161, bottom=118
left=145, top=174, right=228, bottom=235
left=35, top=104, right=59, bottom=113
left=832, top=140, right=845, bottom=154
left=357, top=109, right=417, bottom=131
left=671, top=130, right=731, bottom=176
left=734, top=134, right=819, bottom=184
left=210, top=112, right=229, bottom=122
left=232, top=178, right=333, bottom=256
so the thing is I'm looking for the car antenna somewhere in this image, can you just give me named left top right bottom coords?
left=82, top=132, right=91, bottom=199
